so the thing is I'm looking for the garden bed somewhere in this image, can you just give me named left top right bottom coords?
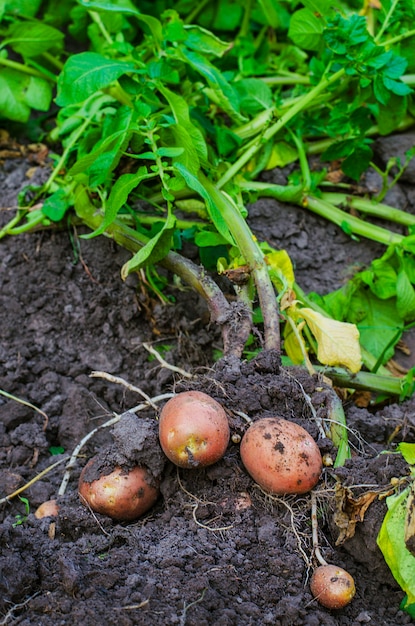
left=1, top=139, right=415, bottom=625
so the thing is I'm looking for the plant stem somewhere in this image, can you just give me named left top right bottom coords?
left=317, top=365, right=407, bottom=396
left=304, top=195, right=404, bottom=246
left=261, top=74, right=311, bottom=86
left=74, top=191, right=251, bottom=356
left=0, top=56, right=55, bottom=81
left=375, top=0, right=399, bottom=42
left=199, top=173, right=280, bottom=352
left=248, top=180, right=406, bottom=246
left=321, top=193, right=415, bottom=227
left=217, top=68, right=345, bottom=188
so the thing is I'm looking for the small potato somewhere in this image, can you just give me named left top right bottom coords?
left=310, top=564, right=356, bottom=609
left=159, top=391, right=230, bottom=468
left=240, top=417, right=322, bottom=494
left=78, top=459, right=159, bottom=521
left=34, top=499, right=59, bottom=519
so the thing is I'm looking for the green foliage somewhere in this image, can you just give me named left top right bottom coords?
left=378, top=445, right=415, bottom=614
left=309, top=244, right=415, bottom=369
left=12, top=496, right=30, bottom=527
left=1, top=0, right=415, bottom=388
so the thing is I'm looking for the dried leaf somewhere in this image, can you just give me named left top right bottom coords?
left=333, top=483, right=381, bottom=545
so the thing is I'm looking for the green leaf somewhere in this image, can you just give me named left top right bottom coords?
left=301, top=0, right=333, bottom=17
left=348, top=289, right=403, bottom=364
left=174, top=163, right=234, bottom=245
left=257, top=0, right=284, bottom=28
left=377, top=488, right=415, bottom=608
left=288, top=8, right=325, bottom=51
left=76, top=0, right=163, bottom=44
left=178, top=47, right=246, bottom=124
left=341, top=144, right=373, bottom=180
left=183, top=24, right=230, bottom=57
left=383, top=77, right=413, bottom=98
left=42, top=189, right=71, bottom=221
left=360, top=262, right=398, bottom=299
left=234, top=78, right=273, bottom=115
left=85, top=167, right=152, bottom=238
left=4, top=0, right=42, bottom=17
left=56, top=52, right=136, bottom=106
left=0, top=69, right=30, bottom=122
left=24, top=76, right=53, bottom=111
left=4, top=21, right=64, bottom=57
left=121, top=211, right=176, bottom=279
left=396, top=270, right=415, bottom=320
left=195, top=230, right=229, bottom=247
left=157, top=147, right=184, bottom=157
left=377, top=93, right=408, bottom=135
left=157, top=84, right=207, bottom=166
left=398, top=443, right=415, bottom=466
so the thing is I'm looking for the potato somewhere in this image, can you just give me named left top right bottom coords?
left=240, top=417, right=322, bottom=494
left=159, top=391, right=230, bottom=468
left=78, top=459, right=159, bottom=521
left=310, top=564, right=356, bottom=609
left=34, top=499, right=59, bottom=519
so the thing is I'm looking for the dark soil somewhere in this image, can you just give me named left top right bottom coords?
left=1, top=134, right=415, bottom=625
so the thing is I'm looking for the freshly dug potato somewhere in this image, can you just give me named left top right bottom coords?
left=159, top=390, right=230, bottom=468
left=34, top=499, right=59, bottom=519
left=240, top=417, right=322, bottom=494
left=310, top=564, right=356, bottom=609
left=78, top=458, right=159, bottom=521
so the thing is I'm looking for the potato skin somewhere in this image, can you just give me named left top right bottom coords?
left=240, top=417, right=322, bottom=494
left=78, top=460, right=159, bottom=521
left=34, top=499, right=59, bottom=519
left=310, top=565, right=356, bottom=609
left=159, top=391, right=230, bottom=468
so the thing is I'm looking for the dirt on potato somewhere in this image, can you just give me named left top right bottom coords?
left=2, top=135, right=415, bottom=625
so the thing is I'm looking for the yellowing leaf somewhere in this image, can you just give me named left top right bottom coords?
left=299, top=307, right=362, bottom=373
left=266, top=249, right=295, bottom=290
left=265, top=141, right=298, bottom=169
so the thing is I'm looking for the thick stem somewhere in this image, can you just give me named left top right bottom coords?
left=316, top=365, right=407, bottom=397
left=73, top=202, right=251, bottom=357
left=199, top=173, right=280, bottom=352
left=321, top=192, right=415, bottom=227
left=304, top=195, right=404, bottom=246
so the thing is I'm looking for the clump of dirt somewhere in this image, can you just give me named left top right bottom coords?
left=2, top=140, right=415, bottom=625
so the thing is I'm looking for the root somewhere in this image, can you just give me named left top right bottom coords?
left=177, top=471, right=234, bottom=533
left=142, top=342, right=193, bottom=379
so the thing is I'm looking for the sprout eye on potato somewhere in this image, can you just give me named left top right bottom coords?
left=310, top=564, right=356, bottom=609
left=78, top=458, right=159, bottom=521
left=158, top=391, right=230, bottom=468
left=240, top=417, right=322, bottom=495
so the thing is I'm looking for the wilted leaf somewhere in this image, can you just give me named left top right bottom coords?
left=299, top=307, right=362, bottom=372
left=334, top=483, right=383, bottom=544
